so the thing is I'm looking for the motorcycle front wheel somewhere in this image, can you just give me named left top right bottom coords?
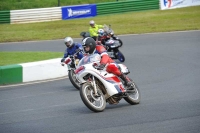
left=124, top=82, right=141, bottom=105
left=80, top=82, right=106, bottom=112
left=116, top=50, right=125, bottom=62
left=68, top=70, right=80, bottom=90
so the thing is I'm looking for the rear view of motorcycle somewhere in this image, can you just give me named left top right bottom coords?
left=103, top=24, right=123, bottom=47
left=61, top=50, right=82, bottom=90
left=103, top=38, right=125, bottom=62
left=80, top=24, right=125, bottom=62
left=75, top=54, right=141, bottom=112
left=100, top=24, right=125, bottom=62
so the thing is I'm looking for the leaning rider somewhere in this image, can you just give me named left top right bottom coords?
left=61, top=37, right=84, bottom=64
left=82, top=37, right=133, bottom=89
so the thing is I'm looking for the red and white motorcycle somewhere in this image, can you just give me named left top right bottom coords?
left=75, top=54, right=140, bottom=112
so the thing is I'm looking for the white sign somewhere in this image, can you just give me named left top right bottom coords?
left=160, top=0, right=200, bottom=10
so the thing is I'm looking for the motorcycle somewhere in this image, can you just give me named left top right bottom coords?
left=61, top=49, right=82, bottom=90
left=75, top=53, right=140, bottom=112
left=103, top=24, right=123, bottom=47
left=80, top=25, right=125, bottom=62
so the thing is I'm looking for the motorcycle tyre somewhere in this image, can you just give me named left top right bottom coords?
left=68, top=70, right=80, bottom=90
left=118, top=39, right=123, bottom=47
left=124, top=82, right=141, bottom=105
left=80, top=82, right=106, bottom=112
left=117, top=50, right=125, bottom=62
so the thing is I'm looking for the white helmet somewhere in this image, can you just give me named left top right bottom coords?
left=98, top=29, right=104, bottom=36
left=64, top=37, right=73, bottom=47
left=89, top=20, right=95, bottom=25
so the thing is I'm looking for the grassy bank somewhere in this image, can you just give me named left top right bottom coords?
left=0, top=6, right=200, bottom=43
left=0, top=52, right=63, bottom=66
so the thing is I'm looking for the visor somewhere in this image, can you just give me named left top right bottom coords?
left=65, top=42, right=71, bottom=47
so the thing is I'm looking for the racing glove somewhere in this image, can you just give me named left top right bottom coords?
left=75, top=49, right=81, bottom=53
left=61, top=58, right=65, bottom=62
left=97, top=64, right=106, bottom=70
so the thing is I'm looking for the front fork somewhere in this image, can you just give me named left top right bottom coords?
left=90, top=76, right=98, bottom=96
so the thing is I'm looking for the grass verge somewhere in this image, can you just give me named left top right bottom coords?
left=0, top=6, right=200, bottom=43
left=0, top=52, right=63, bottom=66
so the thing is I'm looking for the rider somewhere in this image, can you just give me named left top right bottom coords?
left=82, top=37, right=133, bottom=89
left=89, top=20, right=104, bottom=41
left=61, top=37, right=84, bottom=64
left=97, top=28, right=109, bottom=46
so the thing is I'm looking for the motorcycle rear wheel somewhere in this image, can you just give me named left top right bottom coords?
left=80, top=83, right=106, bottom=112
left=124, top=82, right=140, bottom=105
left=68, top=70, right=80, bottom=90
left=117, top=50, right=125, bottom=62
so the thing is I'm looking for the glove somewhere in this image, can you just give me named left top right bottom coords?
left=97, top=64, right=105, bottom=70
left=61, top=58, right=65, bottom=62
left=75, top=49, right=81, bottom=53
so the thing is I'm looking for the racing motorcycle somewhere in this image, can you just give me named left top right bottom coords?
left=61, top=49, right=82, bottom=90
left=103, top=24, right=123, bottom=47
left=75, top=53, right=140, bottom=112
left=80, top=25, right=125, bottom=62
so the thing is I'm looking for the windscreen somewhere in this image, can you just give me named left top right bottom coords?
left=77, top=54, right=101, bottom=67
left=103, top=24, right=114, bottom=34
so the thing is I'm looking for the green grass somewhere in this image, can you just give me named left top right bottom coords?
left=0, top=0, right=123, bottom=10
left=0, top=6, right=200, bottom=66
left=0, top=52, right=63, bottom=66
left=0, top=6, right=200, bottom=43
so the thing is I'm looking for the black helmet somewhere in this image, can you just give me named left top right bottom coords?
left=82, top=37, right=96, bottom=54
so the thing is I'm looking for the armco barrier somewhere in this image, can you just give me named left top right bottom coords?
left=10, top=7, right=62, bottom=24
left=97, top=0, right=159, bottom=15
left=0, top=58, right=68, bottom=85
left=0, top=10, right=10, bottom=24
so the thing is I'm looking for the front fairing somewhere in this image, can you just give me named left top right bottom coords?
left=112, top=35, right=119, bottom=40
left=105, top=39, right=121, bottom=48
left=76, top=63, right=126, bottom=96
left=77, top=54, right=101, bottom=67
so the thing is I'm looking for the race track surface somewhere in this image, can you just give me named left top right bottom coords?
left=0, top=31, right=200, bottom=133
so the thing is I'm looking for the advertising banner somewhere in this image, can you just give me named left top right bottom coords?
left=160, top=0, right=200, bottom=10
left=62, top=4, right=96, bottom=20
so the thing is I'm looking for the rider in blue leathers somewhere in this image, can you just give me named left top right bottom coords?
left=61, top=37, right=84, bottom=63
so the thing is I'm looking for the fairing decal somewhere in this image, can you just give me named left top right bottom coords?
left=105, top=76, right=125, bottom=93
left=90, top=70, right=125, bottom=93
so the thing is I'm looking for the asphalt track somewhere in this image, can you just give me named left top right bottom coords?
left=0, top=31, right=200, bottom=133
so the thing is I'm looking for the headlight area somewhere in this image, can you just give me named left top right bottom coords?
left=75, top=66, right=85, bottom=74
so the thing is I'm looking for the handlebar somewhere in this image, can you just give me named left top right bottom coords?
left=69, top=49, right=82, bottom=58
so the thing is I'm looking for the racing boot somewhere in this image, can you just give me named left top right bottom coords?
left=119, top=74, right=133, bottom=90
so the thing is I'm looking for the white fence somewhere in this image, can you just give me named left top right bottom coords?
left=10, top=7, right=62, bottom=24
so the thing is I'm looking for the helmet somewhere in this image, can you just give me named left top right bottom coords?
left=89, top=20, right=95, bottom=25
left=64, top=37, right=73, bottom=47
left=82, top=37, right=96, bottom=54
left=98, top=29, right=104, bottom=37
